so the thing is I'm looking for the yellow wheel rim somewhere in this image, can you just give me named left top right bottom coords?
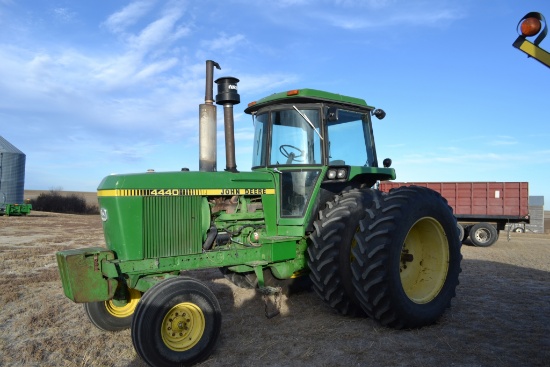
left=161, top=302, right=205, bottom=352
left=105, top=288, right=141, bottom=318
left=399, top=217, right=449, bottom=304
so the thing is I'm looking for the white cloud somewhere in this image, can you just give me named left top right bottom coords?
left=249, top=0, right=464, bottom=31
left=135, top=58, right=179, bottom=79
left=94, top=5, right=192, bottom=91
left=201, top=33, right=246, bottom=52
left=389, top=8, right=463, bottom=26
left=489, top=136, right=517, bottom=146
left=128, top=10, right=187, bottom=52
left=103, top=0, right=155, bottom=34
left=52, top=7, right=77, bottom=22
left=316, top=7, right=463, bottom=30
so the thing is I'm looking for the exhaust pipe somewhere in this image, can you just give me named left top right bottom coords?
left=215, top=76, right=240, bottom=173
left=199, top=60, right=221, bottom=172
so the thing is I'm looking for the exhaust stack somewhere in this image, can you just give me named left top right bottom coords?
left=199, top=60, right=221, bottom=172
left=215, top=77, right=240, bottom=173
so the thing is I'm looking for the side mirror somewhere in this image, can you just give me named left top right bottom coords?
left=327, top=107, right=339, bottom=122
left=373, top=109, right=386, bottom=120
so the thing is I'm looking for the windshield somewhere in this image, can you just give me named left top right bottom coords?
left=252, top=107, right=322, bottom=167
left=326, top=109, right=376, bottom=167
left=251, top=105, right=376, bottom=168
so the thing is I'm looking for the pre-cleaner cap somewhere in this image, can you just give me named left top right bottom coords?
left=215, top=77, right=240, bottom=105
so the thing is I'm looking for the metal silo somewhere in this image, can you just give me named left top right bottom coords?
left=0, top=136, right=26, bottom=205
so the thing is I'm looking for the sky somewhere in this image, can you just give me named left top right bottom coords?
left=1, top=0, right=549, bottom=203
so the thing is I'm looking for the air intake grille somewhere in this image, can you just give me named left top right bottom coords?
left=143, top=196, right=203, bottom=258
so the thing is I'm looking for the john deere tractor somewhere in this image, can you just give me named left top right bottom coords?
left=56, top=61, right=462, bottom=366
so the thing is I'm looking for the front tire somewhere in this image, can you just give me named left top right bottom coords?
left=84, top=287, right=141, bottom=331
left=131, top=277, right=221, bottom=367
left=351, top=186, right=462, bottom=329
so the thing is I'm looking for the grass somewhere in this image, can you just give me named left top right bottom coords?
left=0, top=211, right=549, bottom=366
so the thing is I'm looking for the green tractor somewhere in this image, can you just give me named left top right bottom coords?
left=56, top=61, right=462, bottom=366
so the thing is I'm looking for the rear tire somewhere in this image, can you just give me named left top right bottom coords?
left=469, top=222, right=498, bottom=247
left=131, top=277, right=221, bottom=367
left=351, top=186, right=462, bottom=329
left=84, top=287, right=141, bottom=331
left=307, top=188, right=376, bottom=316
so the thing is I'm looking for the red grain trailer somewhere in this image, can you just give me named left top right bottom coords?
left=378, top=182, right=530, bottom=247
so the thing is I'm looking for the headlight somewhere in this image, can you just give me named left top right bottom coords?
left=326, top=168, right=347, bottom=180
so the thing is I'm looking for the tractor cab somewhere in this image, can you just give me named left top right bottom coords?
left=245, top=89, right=382, bottom=169
left=245, top=88, right=393, bottom=217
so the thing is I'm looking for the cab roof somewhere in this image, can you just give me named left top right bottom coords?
left=244, top=88, right=374, bottom=114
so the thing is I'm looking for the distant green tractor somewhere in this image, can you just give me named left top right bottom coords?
left=57, top=61, right=462, bottom=366
left=0, top=203, right=32, bottom=216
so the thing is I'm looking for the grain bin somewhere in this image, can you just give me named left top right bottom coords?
left=0, top=136, right=26, bottom=205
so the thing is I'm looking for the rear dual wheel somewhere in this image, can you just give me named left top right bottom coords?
left=351, top=186, right=462, bottom=328
left=131, top=277, right=221, bottom=367
left=307, top=188, right=376, bottom=316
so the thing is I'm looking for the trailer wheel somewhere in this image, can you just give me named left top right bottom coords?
left=457, top=223, right=464, bottom=242
left=469, top=222, right=498, bottom=247
left=84, top=287, right=141, bottom=331
left=307, top=188, right=376, bottom=316
left=351, top=186, right=462, bottom=329
left=513, top=227, right=525, bottom=233
left=132, top=277, right=221, bottom=367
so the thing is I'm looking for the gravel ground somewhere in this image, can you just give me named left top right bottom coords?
left=0, top=212, right=549, bottom=367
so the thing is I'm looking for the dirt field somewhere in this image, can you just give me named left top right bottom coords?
left=1, top=212, right=549, bottom=367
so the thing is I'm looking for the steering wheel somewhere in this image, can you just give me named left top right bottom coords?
left=279, top=144, right=304, bottom=163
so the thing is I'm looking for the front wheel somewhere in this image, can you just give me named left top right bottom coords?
left=131, top=277, right=221, bottom=367
left=84, top=287, right=142, bottom=331
left=351, top=186, right=462, bottom=329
